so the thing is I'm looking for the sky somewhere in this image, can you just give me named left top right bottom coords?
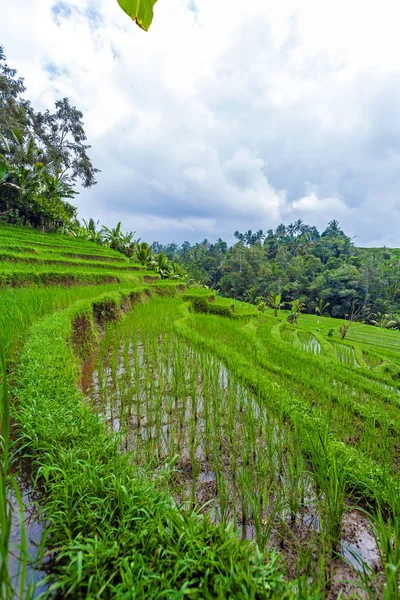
left=1, top=0, right=400, bottom=247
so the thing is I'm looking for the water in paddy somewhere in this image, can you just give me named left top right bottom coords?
left=7, top=470, right=48, bottom=597
left=297, top=331, right=322, bottom=355
left=331, top=342, right=360, bottom=367
left=81, top=330, right=381, bottom=595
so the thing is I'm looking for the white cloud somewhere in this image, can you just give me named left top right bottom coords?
left=291, top=192, right=350, bottom=216
left=1, top=0, right=400, bottom=245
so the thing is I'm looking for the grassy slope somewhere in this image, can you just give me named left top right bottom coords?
left=3, top=226, right=400, bottom=597
left=2, top=226, right=292, bottom=598
left=0, top=225, right=158, bottom=365
left=14, top=292, right=291, bottom=599
left=0, top=226, right=154, bottom=287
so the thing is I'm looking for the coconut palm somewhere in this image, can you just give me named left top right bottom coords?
left=101, top=222, right=123, bottom=250
left=275, top=223, right=287, bottom=241
left=101, top=222, right=136, bottom=253
left=81, top=218, right=103, bottom=243
left=169, top=261, right=187, bottom=280
left=369, top=313, right=396, bottom=329
left=233, top=230, right=245, bottom=243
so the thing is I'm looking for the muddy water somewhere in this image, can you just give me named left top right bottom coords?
left=7, top=472, right=47, bottom=597
left=341, top=511, right=380, bottom=573
left=81, top=337, right=382, bottom=597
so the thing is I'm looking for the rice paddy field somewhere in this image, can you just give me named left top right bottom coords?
left=1, top=225, right=399, bottom=599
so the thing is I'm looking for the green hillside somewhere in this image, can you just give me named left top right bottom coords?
left=1, top=226, right=399, bottom=599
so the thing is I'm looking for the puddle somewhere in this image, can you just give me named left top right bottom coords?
left=199, top=471, right=215, bottom=483
left=7, top=473, right=48, bottom=597
left=340, top=511, right=380, bottom=573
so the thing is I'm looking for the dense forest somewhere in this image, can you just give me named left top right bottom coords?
left=151, top=222, right=400, bottom=323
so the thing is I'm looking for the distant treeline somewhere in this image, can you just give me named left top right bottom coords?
left=151, top=220, right=400, bottom=323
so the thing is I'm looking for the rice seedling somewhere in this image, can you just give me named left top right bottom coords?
left=3, top=225, right=400, bottom=597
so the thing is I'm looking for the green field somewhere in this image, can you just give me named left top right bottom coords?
left=1, top=226, right=399, bottom=599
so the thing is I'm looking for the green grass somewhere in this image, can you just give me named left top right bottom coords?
left=13, top=292, right=293, bottom=599
left=2, top=225, right=400, bottom=597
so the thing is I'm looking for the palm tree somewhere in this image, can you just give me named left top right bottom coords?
left=369, top=313, right=396, bottom=329
left=81, top=218, right=103, bottom=243
left=275, top=223, right=287, bottom=241
left=136, top=242, right=153, bottom=266
left=315, top=298, right=330, bottom=317
left=101, top=222, right=123, bottom=250
left=101, top=222, right=136, bottom=253
left=254, top=229, right=265, bottom=244
left=294, top=219, right=304, bottom=235
left=322, top=219, right=343, bottom=238
left=233, top=230, right=245, bottom=243
left=154, top=253, right=171, bottom=278
left=169, top=261, right=187, bottom=280
left=287, top=223, right=296, bottom=238
left=244, top=229, right=254, bottom=246
left=267, top=293, right=284, bottom=317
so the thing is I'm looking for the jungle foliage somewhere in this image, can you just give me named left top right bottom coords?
left=0, top=47, right=98, bottom=231
left=152, top=221, right=400, bottom=323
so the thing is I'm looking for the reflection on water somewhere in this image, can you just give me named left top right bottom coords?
left=8, top=472, right=48, bottom=597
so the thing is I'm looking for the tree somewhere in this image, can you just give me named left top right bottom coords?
left=322, top=219, right=344, bottom=238
left=0, top=48, right=99, bottom=231
left=268, top=293, right=284, bottom=317
left=154, top=253, right=172, bottom=278
left=0, top=47, right=30, bottom=143
left=136, top=242, right=153, bottom=265
left=0, top=132, right=78, bottom=230
left=77, top=218, right=103, bottom=243
left=30, top=98, right=99, bottom=188
left=288, top=299, right=306, bottom=324
left=369, top=313, right=396, bottom=329
left=234, top=230, right=245, bottom=243
left=339, top=321, right=352, bottom=340
left=101, top=222, right=136, bottom=254
left=315, top=298, right=330, bottom=317
left=117, top=0, right=159, bottom=30
left=257, top=301, right=267, bottom=313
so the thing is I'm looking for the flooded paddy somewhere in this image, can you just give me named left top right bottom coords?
left=81, top=321, right=383, bottom=598
left=297, top=331, right=322, bottom=355
left=6, top=467, right=48, bottom=598
left=331, top=342, right=360, bottom=367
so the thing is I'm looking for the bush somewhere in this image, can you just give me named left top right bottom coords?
left=192, top=296, right=209, bottom=313
left=190, top=296, right=234, bottom=318
left=208, top=304, right=233, bottom=318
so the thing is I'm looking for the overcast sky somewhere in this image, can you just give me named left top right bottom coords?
left=2, top=0, right=400, bottom=246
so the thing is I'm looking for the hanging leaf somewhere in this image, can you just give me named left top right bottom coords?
left=117, top=0, right=159, bottom=31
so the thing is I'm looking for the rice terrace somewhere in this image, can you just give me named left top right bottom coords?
left=1, top=1, right=400, bottom=599
left=1, top=222, right=399, bottom=599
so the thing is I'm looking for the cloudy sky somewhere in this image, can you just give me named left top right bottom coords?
left=2, top=0, right=400, bottom=246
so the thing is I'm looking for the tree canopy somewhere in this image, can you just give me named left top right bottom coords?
left=150, top=222, right=400, bottom=325
left=0, top=47, right=98, bottom=231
